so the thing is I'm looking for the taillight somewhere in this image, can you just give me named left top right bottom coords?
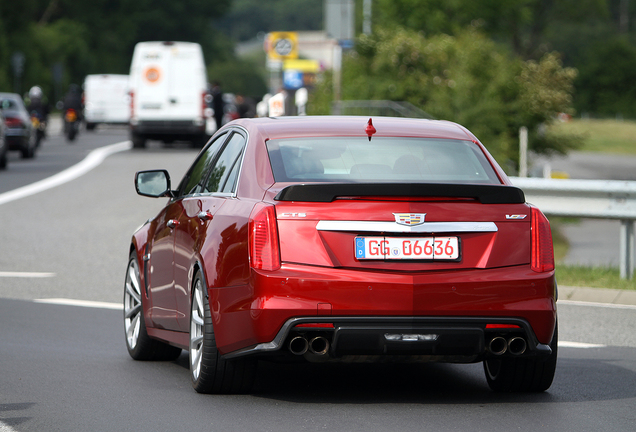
left=4, top=117, right=22, bottom=128
left=531, top=206, right=555, bottom=272
left=249, top=203, right=281, bottom=271
left=129, top=91, right=135, bottom=119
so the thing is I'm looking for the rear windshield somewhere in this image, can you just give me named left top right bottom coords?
left=267, top=137, right=501, bottom=184
left=0, top=98, right=18, bottom=110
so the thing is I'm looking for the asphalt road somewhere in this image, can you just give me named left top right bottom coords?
left=1, top=128, right=635, bottom=431
left=1, top=298, right=635, bottom=432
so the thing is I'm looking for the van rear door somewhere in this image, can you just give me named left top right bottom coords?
left=134, top=46, right=169, bottom=121
left=166, top=46, right=204, bottom=121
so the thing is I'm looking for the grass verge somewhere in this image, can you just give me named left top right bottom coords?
left=548, top=118, right=636, bottom=155
left=556, top=265, right=636, bottom=290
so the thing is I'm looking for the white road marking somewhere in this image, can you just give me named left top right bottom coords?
left=559, top=341, right=606, bottom=349
left=23, top=299, right=618, bottom=349
left=0, top=421, right=18, bottom=432
left=0, top=271, right=56, bottom=278
left=559, top=299, right=636, bottom=310
left=34, top=298, right=123, bottom=310
left=0, top=140, right=132, bottom=206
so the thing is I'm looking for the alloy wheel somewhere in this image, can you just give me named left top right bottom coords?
left=124, top=256, right=143, bottom=350
left=190, top=278, right=205, bottom=381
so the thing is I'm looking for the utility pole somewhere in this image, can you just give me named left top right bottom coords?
left=363, top=0, right=372, bottom=35
left=620, top=0, right=630, bottom=33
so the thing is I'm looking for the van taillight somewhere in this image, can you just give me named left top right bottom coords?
left=129, top=91, right=135, bottom=119
left=531, top=206, right=554, bottom=272
left=249, top=203, right=281, bottom=271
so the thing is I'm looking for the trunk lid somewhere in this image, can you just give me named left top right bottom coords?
left=273, top=183, right=531, bottom=271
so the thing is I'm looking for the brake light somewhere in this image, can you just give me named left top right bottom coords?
left=129, top=91, right=135, bottom=119
left=65, top=109, right=77, bottom=122
left=295, top=323, right=335, bottom=328
left=531, top=206, right=555, bottom=272
left=249, top=203, right=281, bottom=271
left=4, top=117, right=22, bottom=128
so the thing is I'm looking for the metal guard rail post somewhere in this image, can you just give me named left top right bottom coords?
left=510, top=177, right=636, bottom=279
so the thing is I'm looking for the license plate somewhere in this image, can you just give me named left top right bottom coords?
left=355, top=236, right=460, bottom=260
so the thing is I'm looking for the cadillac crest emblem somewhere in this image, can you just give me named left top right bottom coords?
left=393, top=213, right=426, bottom=226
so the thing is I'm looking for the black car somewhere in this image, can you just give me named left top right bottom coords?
left=0, top=93, right=37, bottom=159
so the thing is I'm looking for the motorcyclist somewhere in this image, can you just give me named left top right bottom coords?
left=27, top=86, right=50, bottom=123
left=62, top=84, right=84, bottom=120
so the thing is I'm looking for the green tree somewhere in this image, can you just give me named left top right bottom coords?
left=310, top=27, right=578, bottom=168
left=0, top=0, right=233, bottom=99
left=215, top=0, right=323, bottom=42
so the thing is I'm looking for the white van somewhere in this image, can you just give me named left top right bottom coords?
left=128, top=41, right=210, bottom=148
left=83, top=74, right=130, bottom=129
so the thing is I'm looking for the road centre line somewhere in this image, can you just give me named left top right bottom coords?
left=0, top=271, right=56, bottom=278
left=0, top=140, right=132, bottom=206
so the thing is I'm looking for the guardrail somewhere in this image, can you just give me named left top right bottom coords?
left=510, top=177, right=636, bottom=279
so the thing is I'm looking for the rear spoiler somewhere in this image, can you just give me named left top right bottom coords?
left=274, top=183, right=525, bottom=204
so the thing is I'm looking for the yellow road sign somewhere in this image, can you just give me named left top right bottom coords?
left=266, top=32, right=298, bottom=60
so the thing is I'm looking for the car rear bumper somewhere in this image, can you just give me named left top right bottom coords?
left=209, top=263, right=557, bottom=359
left=5, top=128, right=29, bottom=150
left=131, top=119, right=205, bottom=136
left=223, top=315, right=553, bottom=362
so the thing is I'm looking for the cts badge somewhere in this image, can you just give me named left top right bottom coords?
left=506, top=214, right=528, bottom=220
left=393, top=213, right=426, bottom=226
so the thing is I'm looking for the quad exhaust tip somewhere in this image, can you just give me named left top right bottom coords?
left=488, top=336, right=508, bottom=355
left=507, top=337, right=527, bottom=355
left=309, top=336, right=330, bottom=356
left=289, top=336, right=309, bottom=355
left=289, top=336, right=331, bottom=356
left=487, top=336, right=527, bottom=356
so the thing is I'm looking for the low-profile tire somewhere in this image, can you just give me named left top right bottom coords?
left=131, top=132, right=146, bottom=149
left=20, top=133, right=36, bottom=159
left=189, top=271, right=256, bottom=394
left=0, top=149, right=7, bottom=170
left=484, top=322, right=558, bottom=392
left=124, top=251, right=182, bottom=361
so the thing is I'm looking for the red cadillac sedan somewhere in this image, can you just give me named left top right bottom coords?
left=124, top=116, right=557, bottom=394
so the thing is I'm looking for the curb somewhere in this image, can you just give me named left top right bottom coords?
left=559, top=285, right=636, bottom=306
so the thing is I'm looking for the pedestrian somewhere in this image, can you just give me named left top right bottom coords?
left=211, top=81, right=224, bottom=129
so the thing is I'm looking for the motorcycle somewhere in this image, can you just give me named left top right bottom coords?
left=30, top=111, right=47, bottom=147
left=64, top=108, right=80, bottom=141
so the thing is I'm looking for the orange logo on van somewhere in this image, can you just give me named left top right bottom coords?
left=144, top=67, right=161, bottom=83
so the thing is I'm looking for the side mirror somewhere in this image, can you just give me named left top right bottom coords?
left=135, top=170, right=173, bottom=198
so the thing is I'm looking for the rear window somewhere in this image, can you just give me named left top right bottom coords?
left=0, top=98, right=18, bottom=110
left=266, top=137, right=500, bottom=184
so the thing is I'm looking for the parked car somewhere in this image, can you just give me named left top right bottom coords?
left=0, top=92, right=37, bottom=158
left=0, top=109, right=7, bottom=169
left=124, top=116, right=558, bottom=394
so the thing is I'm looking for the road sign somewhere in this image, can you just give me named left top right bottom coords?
left=266, top=32, right=298, bottom=60
left=283, top=70, right=303, bottom=90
